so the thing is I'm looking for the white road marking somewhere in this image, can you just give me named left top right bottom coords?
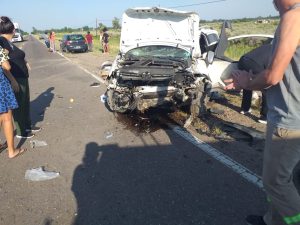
left=167, top=123, right=264, bottom=189
left=56, top=51, right=105, bottom=84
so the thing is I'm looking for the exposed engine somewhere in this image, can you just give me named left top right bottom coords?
left=106, top=57, right=211, bottom=114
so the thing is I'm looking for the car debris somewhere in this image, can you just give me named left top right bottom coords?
left=105, top=131, right=113, bottom=139
left=100, top=94, right=108, bottom=103
left=224, top=122, right=265, bottom=141
left=30, top=140, right=48, bottom=148
left=90, top=82, right=101, bottom=87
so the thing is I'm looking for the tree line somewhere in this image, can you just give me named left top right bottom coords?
left=31, top=17, right=121, bottom=34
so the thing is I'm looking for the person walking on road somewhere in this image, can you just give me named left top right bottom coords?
left=0, top=43, right=26, bottom=158
left=85, top=31, right=93, bottom=52
left=225, top=0, right=300, bottom=224
left=0, top=16, right=40, bottom=139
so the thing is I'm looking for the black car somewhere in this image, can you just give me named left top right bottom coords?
left=60, top=34, right=88, bottom=53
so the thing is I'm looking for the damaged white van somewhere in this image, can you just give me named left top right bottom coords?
left=105, top=7, right=231, bottom=114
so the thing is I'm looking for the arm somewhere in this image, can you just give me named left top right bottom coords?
left=248, top=9, right=300, bottom=90
left=1, top=60, right=20, bottom=92
left=227, top=9, right=300, bottom=91
left=24, top=59, right=31, bottom=71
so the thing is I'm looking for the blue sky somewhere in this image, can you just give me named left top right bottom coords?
left=2, top=0, right=278, bottom=32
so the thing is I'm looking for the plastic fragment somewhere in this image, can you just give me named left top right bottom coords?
left=30, top=140, right=48, bottom=148
left=25, top=167, right=60, bottom=181
left=100, top=94, right=107, bottom=103
left=105, top=131, right=113, bottom=139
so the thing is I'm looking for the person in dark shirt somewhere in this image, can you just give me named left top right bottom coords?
left=238, top=43, right=272, bottom=124
left=0, top=16, right=40, bottom=139
left=101, top=27, right=110, bottom=53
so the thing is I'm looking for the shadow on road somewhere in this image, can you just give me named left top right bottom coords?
left=71, top=127, right=267, bottom=225
left=17, top=87, right=54, bottom=148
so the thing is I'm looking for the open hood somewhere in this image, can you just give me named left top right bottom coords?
left=120, top=7, right=200, bottom=56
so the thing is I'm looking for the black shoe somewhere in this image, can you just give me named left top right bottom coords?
left=246, top=215, right=267, bottom=225
left=16, top=132, right=35, bottom=139
left=26, top=126, right=41, bottom=133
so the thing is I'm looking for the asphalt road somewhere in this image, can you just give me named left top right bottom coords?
left=0, top=36, right=267, bottom=225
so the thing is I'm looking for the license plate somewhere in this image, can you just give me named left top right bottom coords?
left=75, top=46, right=81, bottom=49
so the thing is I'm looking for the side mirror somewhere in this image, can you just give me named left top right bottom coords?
left=206, top=51, right=215, bottom=64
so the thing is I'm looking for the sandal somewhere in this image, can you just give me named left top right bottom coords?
left=9, top=148, right=27, bottom=159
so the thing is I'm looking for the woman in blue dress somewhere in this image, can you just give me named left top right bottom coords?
left=0, top=45, right=26, bottom=158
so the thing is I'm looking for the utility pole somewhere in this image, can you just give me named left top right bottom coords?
left=96, top=18, right=98, bottom=36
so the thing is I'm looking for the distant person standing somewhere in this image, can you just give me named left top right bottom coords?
left=44, top=32, right=50, bottom=49
left=102, top=28, right=109, bottom=53
left=99, top=30, right=103, bottom=52
left=49, top=31, right=56, bottom=52
left=85, top=31, right=93, bottom=51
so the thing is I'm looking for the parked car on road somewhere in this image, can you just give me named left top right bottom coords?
left=60, top=34, right=88, bottom=53
left=12, top=23, right=23, bottom=42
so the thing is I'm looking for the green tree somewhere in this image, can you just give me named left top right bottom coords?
left=82, top=26, right=89, bottom=32
left=98, top=22, right=105, bottom=30
left=32, top=26, right=38, bottom=34
left=112, top=17, right=121, bottom=29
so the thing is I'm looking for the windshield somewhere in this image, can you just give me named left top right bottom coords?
left=69, top=35, right=85, bottom=41
left=125, top=46, right=191, bottom=61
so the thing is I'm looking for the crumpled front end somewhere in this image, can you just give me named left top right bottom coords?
left=106, top=56, right=205, bottom=113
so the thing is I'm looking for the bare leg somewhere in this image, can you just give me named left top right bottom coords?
left=1, top=110, right=26, bottom=158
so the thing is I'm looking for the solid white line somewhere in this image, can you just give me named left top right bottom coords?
left=167, top=123, right=264, bottom=189
left=34, top=36, right=105, bottom=85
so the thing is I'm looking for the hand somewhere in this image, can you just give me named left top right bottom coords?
left=26, top=62, right=31, bottom=71
left=225, top=70, right=253, bottom=90
left=11, top=79, right=20, bottom=93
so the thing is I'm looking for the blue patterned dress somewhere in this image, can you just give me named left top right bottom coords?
left=0, top=46, right=18, bottom=113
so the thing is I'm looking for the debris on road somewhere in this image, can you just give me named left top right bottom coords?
left=25, top=167, right=60, bottom=181
left=105, top=131, right=113, bottom=139
left=90, top=82, right=101, bottom=87
left=224, top=122, right=265, bottom=141
left=100, top=94, right=107, bottom=103
left=30, top=140, right=48, bottom=148
left=56, top=95, right=64, bottom=99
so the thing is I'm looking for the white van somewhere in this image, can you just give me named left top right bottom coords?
left=12, top=23, right=23, bottom=42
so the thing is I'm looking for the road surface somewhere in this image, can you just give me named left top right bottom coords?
left=0, top=36, right=267, bottom=225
